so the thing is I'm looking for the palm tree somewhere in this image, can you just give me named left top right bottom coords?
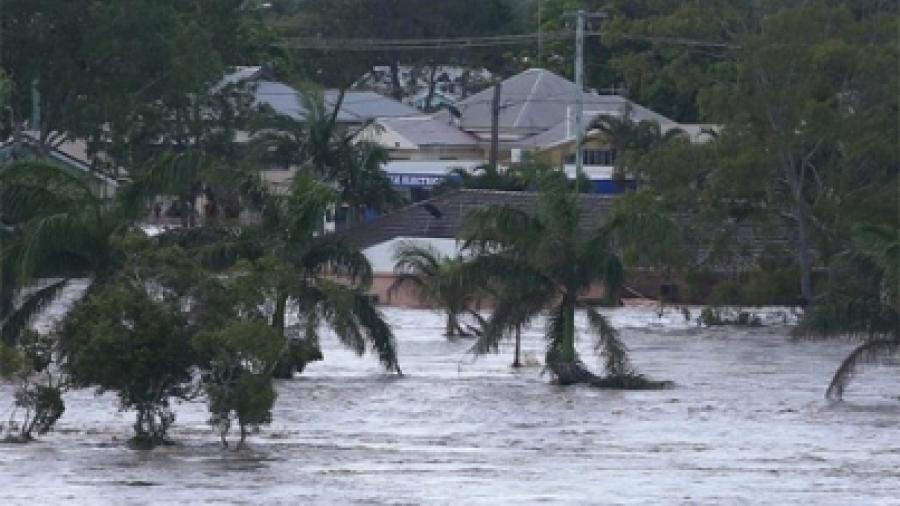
left=432, top=164, right=529, bottom=195
left=460, top=172, right=667, bottom=388
left=389, top=242, right=477, bottom=338
left=333, top=141, right=405, bottom=227
left=801, top=223, right=899, bottom=400
left=251, top=91, right=403, bottom=225
left=253, top=170, right=401, bottom=376
left=0, top=161, right=141, bottom=343
left=587, top=105, right=686, bottom=180
left=250, top=90, right=346, bottom=177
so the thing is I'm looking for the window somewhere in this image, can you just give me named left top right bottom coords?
left=565, top=149, right=616, bottom=166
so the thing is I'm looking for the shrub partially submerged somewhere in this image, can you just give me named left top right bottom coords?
left=0, top=332, right=65, bottom=443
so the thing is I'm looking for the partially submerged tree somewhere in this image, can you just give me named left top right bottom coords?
left=460, top=172, right=668, bottom=388
left=390, top=242, right=477, bottom=337
left=0, top=331, right=64, bottom=442
left=59, top=282, right=195, bottom=448
left=193, top=321, right=284, bottom=449
left=254, top=171, right=401, bottom=377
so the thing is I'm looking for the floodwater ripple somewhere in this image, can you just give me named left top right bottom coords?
left=1, top=305, right=898, bottom=505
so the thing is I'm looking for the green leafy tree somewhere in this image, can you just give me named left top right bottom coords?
left=193, top=321, right=285, bottom=448
left=0, top=0, right=272, bottom=156
left=59, top=282, right=195, bottom=448
left=162, top=171, right=402, bottom=378
left=460, top=172, right=667, bottom=387
left=277, top=0, right=517, bottom=96
left=621, top=2, right=898, bottom=309
left=390, top=242, right=477, bottom=337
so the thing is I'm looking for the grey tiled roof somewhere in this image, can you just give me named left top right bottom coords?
left=252, top=80, right=421, bottom=124
left=455, top=68, right=675, bottom=134
left=379, top=116, right=480, bottom=147
left=338, top=189, right=617, bottom=249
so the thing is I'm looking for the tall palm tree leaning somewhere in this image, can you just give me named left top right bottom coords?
left=0, top=161, right=142, bottom=343
left=459, top=172, right=669, bottom=388
left=390, top=242, right=477, bottom=338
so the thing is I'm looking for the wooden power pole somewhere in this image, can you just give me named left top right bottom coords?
left=490, top=82, right=502, bottom=170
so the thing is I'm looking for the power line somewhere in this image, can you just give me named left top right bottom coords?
left=275, top=31, right=738, bottom=52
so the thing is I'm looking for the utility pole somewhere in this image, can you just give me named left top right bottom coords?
left=574, top=10, right=584, bottom=192
left=489, top=82, right=501, bottom=171
left=564, top=10, right=607, bottom=193
left=537, top=0, right=543, bottom=67
left=31, top=78, right=40, bottom=133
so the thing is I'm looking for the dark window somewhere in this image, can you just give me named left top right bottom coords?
left=565, top=149, right=616, bottom=166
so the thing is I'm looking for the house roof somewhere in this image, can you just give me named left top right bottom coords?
left=338, top=189, right=616, bottom=249
left=252, top=80, right=421, bottom=124
left=377, top=116, right=480, bottom=147
left=338, top=188, right=801, bottom=274
left=0, top=132, right=120, bottom=188
left=454, top=68, right=675, bottom=134
left=332, top=90, right=422, bottom=121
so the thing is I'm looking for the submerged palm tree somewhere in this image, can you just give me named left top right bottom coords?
left=800, top=223, right=899, bottom=400
left=389, top=242, right=476, bottom=337
left=253, top=170, right=401, bottom=376
left=460, top=172, right=667, bottom=387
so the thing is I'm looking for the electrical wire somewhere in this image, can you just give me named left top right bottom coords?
left=275, top=31, right=738, bottom=51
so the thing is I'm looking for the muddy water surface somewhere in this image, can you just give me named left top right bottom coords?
left=1, top=304, right=898, bottom=505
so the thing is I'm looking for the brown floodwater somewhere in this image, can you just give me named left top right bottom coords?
left=1, top=292, right=898, bottom=505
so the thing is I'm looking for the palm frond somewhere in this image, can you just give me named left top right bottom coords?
left=586, top=306, right=632, bottom=376
left=303, top=279, right=400, bottom=373
left=302, top=237, right=373, bottom=287
left=350, top=292, right=401, bottom=374
left=19, top=213, right=97, bottom=280
left=0, top=161, right=101, bottom=222
left=461, top=205, right=543, bottom=255
left=826, top=338, right=900, bottom=400
left=389, top=242, right=443, bottom=301
left=0, top=279, right=69, bottom=345
left=283, top=170, right=337, bottom=240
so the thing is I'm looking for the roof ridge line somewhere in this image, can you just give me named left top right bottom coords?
left=512, top=69, right=545, bottom=129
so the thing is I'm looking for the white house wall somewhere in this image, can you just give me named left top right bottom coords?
left=363, top=237, right=463, bottom=275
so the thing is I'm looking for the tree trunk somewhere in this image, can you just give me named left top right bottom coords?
left=562, top=295, right=577, bottom=362
left=272, top=292, right=287, bottom=334
left=389, top=60, right=403, bottom=100
left=793, top=198, right=814, bottom=306
left=238, top=423, right=247, bottom=450
left=424, top=63, right=438, bottom=112
left=446, top=312, right=457, bottom=337
left=512, top=325, right=522, bottom=368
